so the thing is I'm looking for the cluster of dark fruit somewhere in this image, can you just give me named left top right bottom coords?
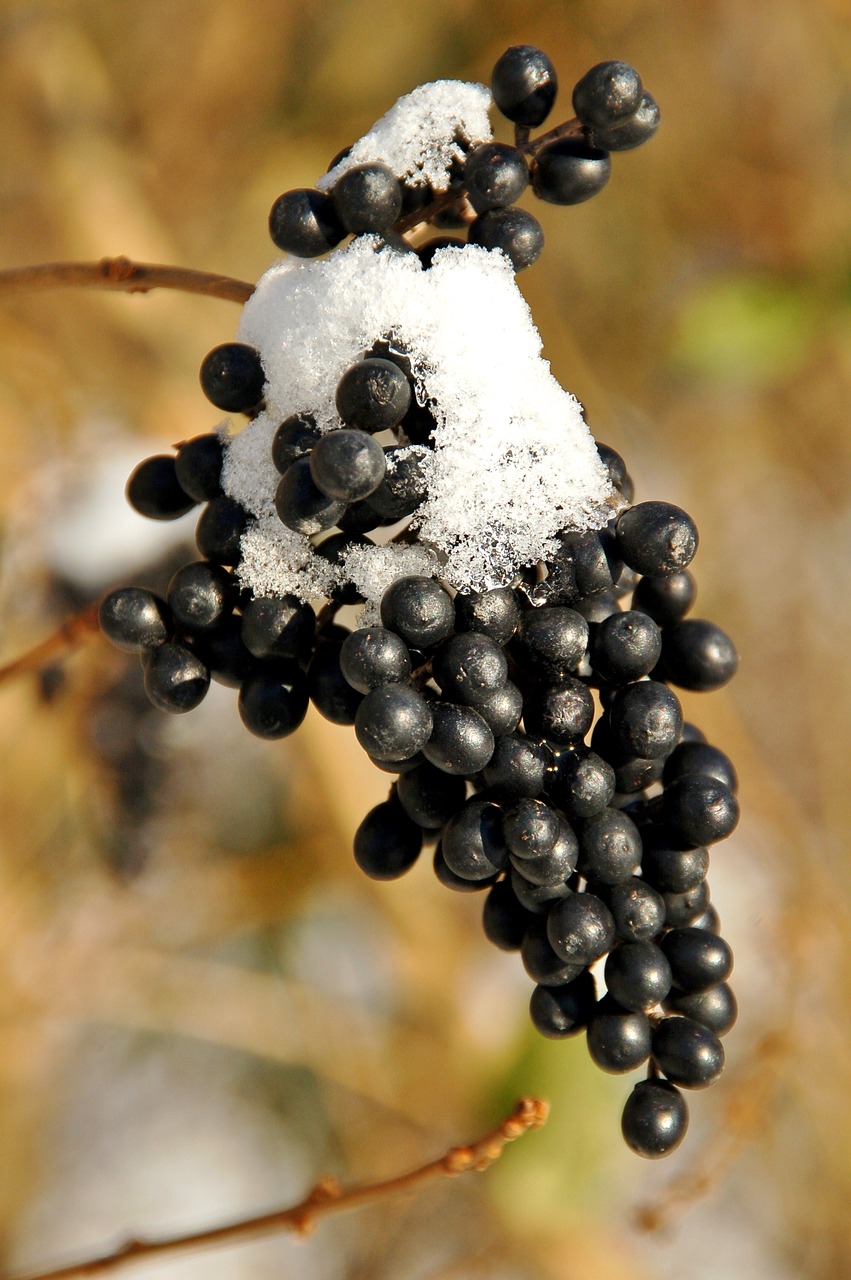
left=344, top=459, right=739, bottom=1161
left=98, top=325, right=437, bottom=727
left=268, top=46, right=660, bottom=274
left=95, top=47, right=741, bottom=1158
left=99, top=427, right=739, bottom=1159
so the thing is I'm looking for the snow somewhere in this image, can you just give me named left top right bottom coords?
left=318, top=80, right=493, bottom=193
left=219, top=77, right=616, bottom=615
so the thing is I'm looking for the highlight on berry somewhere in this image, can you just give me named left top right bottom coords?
left=98, top=48, right=741, bottom=1160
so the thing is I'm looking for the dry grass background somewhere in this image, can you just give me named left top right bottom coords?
left=0, top=1, right=849, bottom=1277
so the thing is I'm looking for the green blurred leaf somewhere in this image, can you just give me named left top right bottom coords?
left=671, top=274, right=817, bottom=386
left=484, top=1027, right=623, bottom=1228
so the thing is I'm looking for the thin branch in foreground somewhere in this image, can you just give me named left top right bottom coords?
left=0, top=603, right=102, bottom=690
left=0, top=258, right=254, bottom=305
left=14, top=1098, right=549, bottom=1280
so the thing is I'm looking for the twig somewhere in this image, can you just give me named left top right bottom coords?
left=0, top=258, right=254, bottom=305
left=12, top=1098, right=549, bottom=1280
left=397, top=115, right=586, bottom=237
left=0, top=603, right=102, bottom=689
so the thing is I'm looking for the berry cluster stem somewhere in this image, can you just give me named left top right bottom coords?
left=0, top=603, right=102, bottom=689
left=0, top=258, right=254, bottom=305
left=12, top=1099, right=548, bottom=1280
left=395, top=114, right=586, bottom=239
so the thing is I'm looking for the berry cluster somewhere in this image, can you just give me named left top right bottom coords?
left=97, top=48, right=739, bottom=1159
left=269, top=48, right=659, bottom=274
left=346, top=460, right=738, bottom=1160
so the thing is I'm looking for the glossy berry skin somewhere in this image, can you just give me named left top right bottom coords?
left=307, top=643, right=363, bottom=724
left=661, top=619, right=739, bottom=691
left=340, top=626, right=411, bottom=692
left=197, top=618, right=254, bottom=689
left=143, top=642, right=210, bottom=713
left=482, top=880, right=530, bottom=951
left=333, top=162, right=403, bottom=234
left=663, top=883, right=710, bottom=929
left=126, top=456, right=195, bottom=520
left=512, top=867, right=571, bottom=916
left=271, top=414, right=322, bottom=474
left=608, top=877, right=666, bottom=942
left=433, top=633, right=509, bottom=705
left=433, top=846, right=496, bottom=893
left=512, top=607, right=588, bottom=683
left=663, top=775, right=739, bottom=846
left=590, top=610, right=662, bottom=684
left=396, top=761, right=466, bottom=829
left=532, top=140, right=611, bottom=206
left=423, top=703, right=495, bottom=775
left=548, top=751, right=616, bottom=820
left=199, top=343, right=265, bottom=414
left=521, top=917, right=582, bottom=985
left=353, top=798, right=422, bottom=880
left=275, top=456, right=347, bottom=535
left=504, top=798, right=561, bottom=860
left=238, top=666, right=309, bottom=738
left=523, top=679, right=594, bottom=745
left=99, top=588, right=170, bottom=652
left=468, top=207, right=544, bottom=273
left=268, top=188, right=345, bottom=257
left=641, top=836, right=709, bottom=895
left=661, top=927, right=733, bottom=993
left=604, top=941, right=672, bottom=1012
left=616, top=502, right=698, bottom=577
left=195, top=497, right=248, bottom=564
left=309, top=429, right=386, bottom=502
left=651, top=1016, right=725, bottom=1088
left=662, top=741, right=738, bottom=793
left=464, top=143, right=529, bottom=212
left=167, top=562, right=236, bottom=634
left=380, top=576, right=454, bottom=650
left=664, top=983, right=738, bottom=1036
left=608, top=680, right=683, bottom=759
left=572, top=61, right=643, bottom=130
left=596, top=443, right=633, bottom=499
left=587, top=996, right=652, bottom=1072
left=474, top=682, right=523, bottom=736
left=632, top=570, right=696, bottom=626
left=491, top=46, right=558, bottom=127
left=530, top=971, right=596, bottom=1038
left=174, top=434, right=224, bottom=502
left=441, top=798, right=509, bottom=881
left=576, top=807, right=642, bottom=884
left=591, top=92, right=660, bottom=151
left=510, top=818, right=577, bottom=886
left=621, top=1079, right=688, bottom=1158
left=483, top=733, right=546, bottom=799
left=355, top=684, right=433, bottom=763
left=241, top=595, right=315, bottom=661
left=454, top=587, right=520, bottom=645
left=336, top=358, right=412, bottom=432
left=547, top=891, right=615, bottom=966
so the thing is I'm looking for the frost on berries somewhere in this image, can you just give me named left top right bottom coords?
left=318, top=80, right=494, bottom=192
left=225, top=238, right=613, bottom=607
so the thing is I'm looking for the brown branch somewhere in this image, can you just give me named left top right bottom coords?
left=12, top=1098, right=549, bottom=1280
left=0, top=603, right=102, bottom=689
left=0, top=258, right=254, bottom=305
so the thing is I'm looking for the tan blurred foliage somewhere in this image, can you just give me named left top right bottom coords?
left=0, top=2, right=849, bottom=1278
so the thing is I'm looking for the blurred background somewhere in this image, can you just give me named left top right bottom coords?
left=0, top=1, right=849, bottom=1277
